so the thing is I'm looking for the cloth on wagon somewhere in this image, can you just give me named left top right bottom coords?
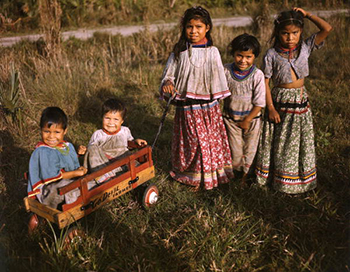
left=255, top=33, right=323, bottom=194
left=223, top=63, right=265, bottom=174
left=28, top=141, right=82, bottom=209
left=84, top=126, right=134, bottom=183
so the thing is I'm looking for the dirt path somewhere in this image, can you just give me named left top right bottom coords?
left=0, top=9, right=348, bottom=47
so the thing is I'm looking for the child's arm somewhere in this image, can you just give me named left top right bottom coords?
left=294, top=7, right=333, bottom=45
left=134, top=139, right=147, bottom=147
left=238, top=106, right=262, bottom=131
left=62, top=166, right=87, bottom=180
left=265, top=78, right=281, bottom=123
left=78, top=145, right=87, bottom=155
left=128, top=139, right=147, bottom=149
left=160, top=53, right=178, bottom=96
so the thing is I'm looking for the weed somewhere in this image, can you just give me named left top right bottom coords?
left=0, top=63, right=23, bottom=133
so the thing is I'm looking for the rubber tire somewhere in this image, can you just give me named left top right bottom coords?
left=28, top=213, right=40, bottom=235
left=142, top=184, right=159, bottom=208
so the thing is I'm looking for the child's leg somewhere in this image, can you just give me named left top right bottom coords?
left=223, top=116, right=244, bottom=172
left=242, top=118, right=262, bottom=174
left=40, top=181, right=67, bottom=209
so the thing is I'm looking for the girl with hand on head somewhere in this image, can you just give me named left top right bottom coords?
left=160, top=6, right=233, bottom=191
left=255, top=7, right=332, bottom=194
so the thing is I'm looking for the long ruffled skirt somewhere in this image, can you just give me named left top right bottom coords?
left=170, top=100, right=233, bottom=190
left=255, top=87, right=317, bottom=194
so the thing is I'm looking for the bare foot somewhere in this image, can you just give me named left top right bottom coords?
left=241, top=174, right=248, bottom=188
left=189, top=185, right=200, bottom=192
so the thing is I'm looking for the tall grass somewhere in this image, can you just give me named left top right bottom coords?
left=0, top=11, right=349, bottom=272
left=0, top=0, right=348, bottom=32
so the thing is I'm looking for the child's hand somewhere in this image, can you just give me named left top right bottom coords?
left=293, top=7, right=308, bottom=18
left=162, top=80, right=176, bottom=95
left=135, top=139, right=147, bottom=147
left=237, top=119, right=251, bottom=131
left=268, top=108, right=281, bottom=123
left=76, top=166, right=88, bottom=176
left=78, top=145, right=87, bottom=155
left=62, top=166, right=88, bottom=180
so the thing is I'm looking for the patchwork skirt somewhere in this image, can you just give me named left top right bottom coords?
left=255, top=87, right=317, bottom=194
left=170, top=100, right=234, bottom=190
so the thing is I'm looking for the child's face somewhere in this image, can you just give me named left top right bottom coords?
left=41, top=123, right=67, bottom=147
left=278, top=24, right=302, bottom=48
left=233, top=50, right=255, bottom=70
left=102, top=111, right=124, bottom=134
left=185, top=19, right=210, bottom=44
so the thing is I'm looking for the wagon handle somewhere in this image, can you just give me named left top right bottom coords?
left=152, top=90, right=177, bottom=149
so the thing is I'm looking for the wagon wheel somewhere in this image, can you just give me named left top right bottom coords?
left=28, top=213, right=40, bottom=235
left=142, top=184, right=159, bottom=208
left=64, top=226, right=85, bottom=245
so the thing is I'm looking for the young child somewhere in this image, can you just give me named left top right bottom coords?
left=160, top=6, right=233, bottom=191
left=223, top=33, right=266, bottom=185
left=82, top=98, right=147, bottom=182
left=27, top=107, right=87, bottom=209
left=255, top=8, right=332, bottom=194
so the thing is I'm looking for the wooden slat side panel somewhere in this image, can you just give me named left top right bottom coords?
left=24, top=197, right=61, bottom=224
left=85, top=166, right=155, bottom=211
left=61, top=166, right=155, bottom=219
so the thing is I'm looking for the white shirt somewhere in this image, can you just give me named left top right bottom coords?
left=160, top=46, right=230, bottom=100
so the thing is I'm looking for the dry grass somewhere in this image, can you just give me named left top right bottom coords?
left=0, top=0, right=348, bottom=32
left=0, top=8, right=349, bottom=272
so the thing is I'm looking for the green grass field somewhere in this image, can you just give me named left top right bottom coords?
left=0, top=8, right=349, bottom=272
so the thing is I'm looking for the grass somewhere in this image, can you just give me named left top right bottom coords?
left=0, top=0, right=348, bottom=34
left=0, top=9, right=349, bottom=272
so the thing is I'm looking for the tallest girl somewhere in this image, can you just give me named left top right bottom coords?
left=160, top=6, right=233, bottom=191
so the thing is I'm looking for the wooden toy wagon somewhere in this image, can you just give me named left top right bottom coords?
left=23, top=145, right=159, bottom=230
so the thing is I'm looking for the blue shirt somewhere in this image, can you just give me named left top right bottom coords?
left=28, top=142, right=80, bottom=198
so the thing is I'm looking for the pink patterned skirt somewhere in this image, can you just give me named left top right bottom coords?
left=170, top=100, right=233, bottom=190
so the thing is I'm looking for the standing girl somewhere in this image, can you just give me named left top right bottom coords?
left=255, top=8, right=332, bottom=194
left=160, top=6, right=233, bottom=191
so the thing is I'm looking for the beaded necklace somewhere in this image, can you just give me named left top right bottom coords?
left=230, top=63, right=256, bottom=82
left=54, top=142, right=70, bottom=155
left=275, top=45, right=299, bottom=61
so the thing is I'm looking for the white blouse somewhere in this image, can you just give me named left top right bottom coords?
left=160, top=46, right=230, bottom=101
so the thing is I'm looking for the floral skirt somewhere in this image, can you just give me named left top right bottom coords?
left=255, top=87, right=317, bottom=194
left=170, top=100, right=233, bottom=190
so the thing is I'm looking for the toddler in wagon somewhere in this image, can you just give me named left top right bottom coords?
left=80, top=98, right=147, bottom=183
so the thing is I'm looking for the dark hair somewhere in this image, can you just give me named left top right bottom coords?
left=229, top=33, right=261, bottom=57
left=40, top=107, right=68, bottom=129
left=173, top=6, right=213, bottom=60
left=270, top=9, right=304, bottom=47
left=102, top=98, right=126, bottom=119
